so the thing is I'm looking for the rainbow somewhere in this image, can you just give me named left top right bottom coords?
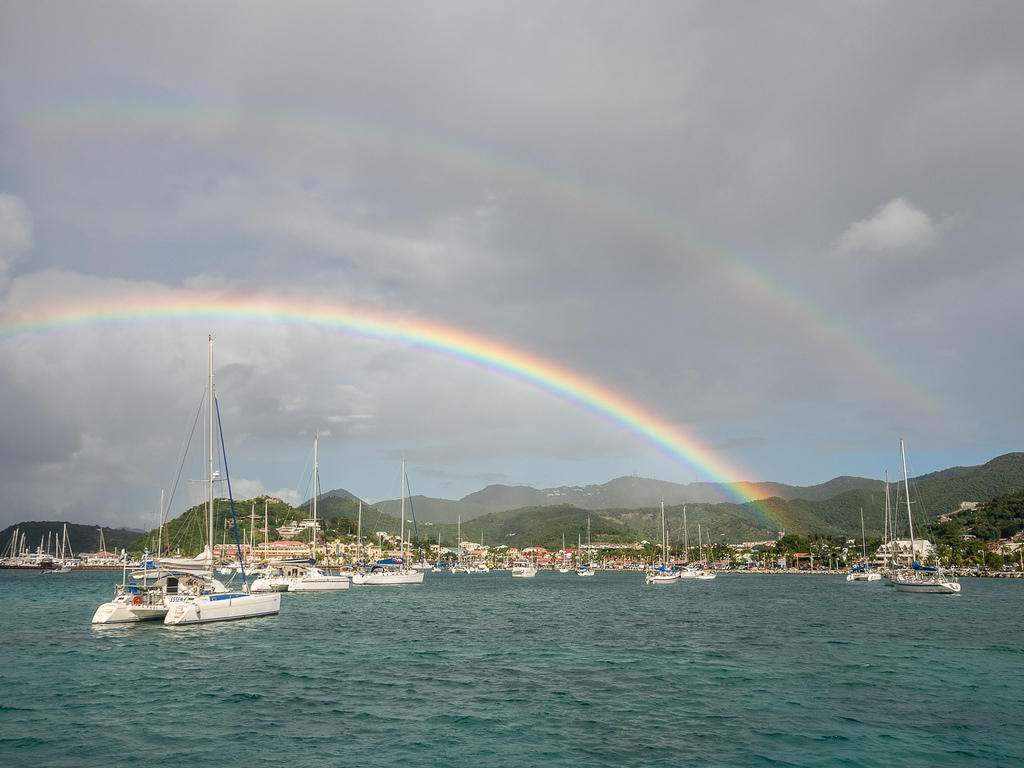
left=0, top=292, right=778, bottom=517
left=21, top=101, right=942, bottom=420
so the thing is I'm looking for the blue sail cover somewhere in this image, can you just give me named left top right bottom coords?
left=912, top=561, right=939, bottom=572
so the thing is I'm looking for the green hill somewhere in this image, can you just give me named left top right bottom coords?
left=0, top=521, right=141, bottom=556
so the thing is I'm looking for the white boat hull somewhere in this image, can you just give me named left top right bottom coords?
left=288, top=576, right=351, bottom=591
left=891, top=575, right=960, bottom=594
left=352, top=569, right=425, bottom=585
left=847, top=571, right=882, bottom=582
left=511, top=567, right=537, bottom=578
left=645, top=572, right=679, bottom=584
left=91, top=596, right=168, bottom=624
left=164, top=592, right=281, bottom=625
left=249, top=576, right=291, bottom=592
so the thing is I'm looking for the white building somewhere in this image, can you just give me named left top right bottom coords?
left=874, top=539, right=935, bottom=561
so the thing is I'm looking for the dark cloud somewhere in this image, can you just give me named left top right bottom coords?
left=1, top=2, right=1021, bottom=527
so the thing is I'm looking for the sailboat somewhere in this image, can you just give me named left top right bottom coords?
left=287, top=435, right=350, bottom=591
left=164, top=337, right=282, bottom=624
left=645, top=501, right=679, bottom=584
left=558, top=532, right=571, bottom=573
left=694, top=526, right=716, bottom=579
left=577, top=516, right=595, bottom=576
left=351, top=459, right=425, bottom=585
left=451, top=516, right=472, bottom=573
left=677, top=505, right=698, bottom=579
left=889, top=439, right=960, bottom=595
left=847, top=507, right=881, bottom=582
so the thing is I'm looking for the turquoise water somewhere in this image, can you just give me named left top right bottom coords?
left=1, top=570, right=1021, bottom=767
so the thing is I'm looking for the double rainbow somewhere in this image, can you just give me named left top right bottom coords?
left=0, top=292, right=775, bottom=513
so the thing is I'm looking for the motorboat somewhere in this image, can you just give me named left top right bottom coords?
left=287, top=566, right=351, bottom=591
left=510, top=560, right=537, bottom=578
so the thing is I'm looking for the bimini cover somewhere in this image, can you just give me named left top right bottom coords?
left=912, top=561, right=939, bottom=572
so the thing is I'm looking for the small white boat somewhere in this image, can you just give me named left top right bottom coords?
left=847, top=508, right=881, bottom=582
left=645, top=501, right=678, bottom=584
left=474, top=563, right=490, bottom=573
left=288, top=566, right=351, bottom=591
left=352, top=563, right=425, bottom=585
left=510, top=560, right=537, bottom=578
left=645, top=567, right=680, bottom=584
left=351, top=460, right=426, bottom=587
left=694, top=569, right=717, bottom=580
left=577, top=518, right=596, bottom=576
left=249, top=567, right=292, bottom=592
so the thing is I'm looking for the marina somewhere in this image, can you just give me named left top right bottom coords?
left=2, top=568, right=1022, bottom=767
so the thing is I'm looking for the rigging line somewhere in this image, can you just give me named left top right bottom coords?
left=215, top=394, right=247, bottom=590
left=163, top=389, right=206, bottom=546
left=404, top=469, right=420, bottom=549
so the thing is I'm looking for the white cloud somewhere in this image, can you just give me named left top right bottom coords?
left=0, top=193, right=33, bottom=284
left=228, top=479, right=302, bottom=508
left=833, top=197, right=935, bottom=257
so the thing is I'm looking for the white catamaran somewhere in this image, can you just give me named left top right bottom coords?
left=163, top=337, right=282, bottom=624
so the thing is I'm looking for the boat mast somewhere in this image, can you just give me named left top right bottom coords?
left=312, top=433, right=319, bottom=562
left=900, top=439, right=915, bottom=566
left=399, top=460, right=403, bottom=569
left=683, top=505, right=689, bottom=563
left=207, top=335, right=215, bottom=566
left=264, top=500, right=269, bottom=560
left=660, top=500, right=667, bottom=567
left=860, top=508, right=867, bottom=563
left=883, top=472, right=891, bottom=569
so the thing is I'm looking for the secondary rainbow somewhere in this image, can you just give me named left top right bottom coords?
left=22, top=102, right=942, bottom=419
left=0, top=292, right=775, bottom=514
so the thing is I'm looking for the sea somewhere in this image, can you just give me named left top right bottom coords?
left=1, top=569, right=1021, bottom=768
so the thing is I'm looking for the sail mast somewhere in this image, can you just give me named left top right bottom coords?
left=312, top=433, right=319, bottom=562
left=900, top=439, right=915, bottom=566
left=207, top=335, right=215, bottom=566
left=860, top=508, right=867, bottom=562
left=399, top=460, right=403, bottom=569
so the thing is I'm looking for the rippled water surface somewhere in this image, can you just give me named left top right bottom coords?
left=1, top=569, right=1022, bottom=767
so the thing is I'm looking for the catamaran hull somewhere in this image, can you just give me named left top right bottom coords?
left=164, top=592, right=281, bottom=625
left=91, top=601, right=168, bottom=624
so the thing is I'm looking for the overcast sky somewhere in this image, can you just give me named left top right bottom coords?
left=1, top=1, right=1021, bottom=531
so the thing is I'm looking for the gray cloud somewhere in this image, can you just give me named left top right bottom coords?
left=0, top=2, right=1022, bottom=528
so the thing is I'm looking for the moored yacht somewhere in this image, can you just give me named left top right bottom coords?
left=510, top=560, right=537, bottom=578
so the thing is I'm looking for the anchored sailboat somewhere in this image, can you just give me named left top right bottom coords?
left=646, top=501, right=679, bottom=584
left=163, top=337, right=282, bottom=624
left=889, top=439, right=960, bottom=595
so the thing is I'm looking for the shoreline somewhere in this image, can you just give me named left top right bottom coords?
left=3, top=564, right=1021, bottom=578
